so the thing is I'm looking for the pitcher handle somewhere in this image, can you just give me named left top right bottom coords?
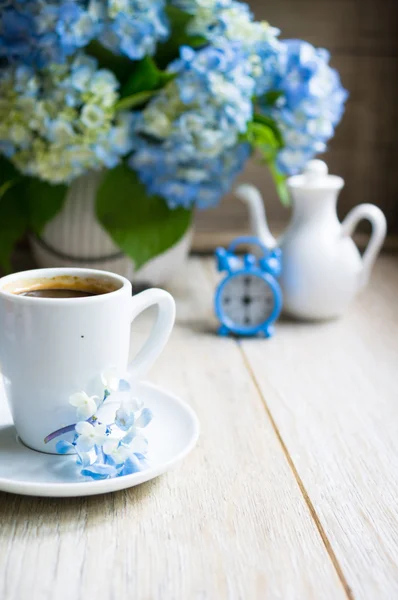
left=341, top=204, right=387, bottom=287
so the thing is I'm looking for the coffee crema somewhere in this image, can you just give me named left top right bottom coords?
left=18, top=289, right=101, bottom=299
left=4, top=275, right=121, bottom=298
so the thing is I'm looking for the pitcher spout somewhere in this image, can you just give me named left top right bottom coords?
left=235, top=184, right=277, bottom=248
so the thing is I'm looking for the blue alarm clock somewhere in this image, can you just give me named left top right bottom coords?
left=214, top=236, right=283, bottom=338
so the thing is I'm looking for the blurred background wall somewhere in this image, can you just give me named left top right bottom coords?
left=194, top=0, right=398, bottom=247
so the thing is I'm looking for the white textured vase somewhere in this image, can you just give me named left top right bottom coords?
left=30, top=171, right=193, bottom=285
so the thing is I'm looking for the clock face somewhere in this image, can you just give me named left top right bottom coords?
left=220, top=273, right=275, bottom=329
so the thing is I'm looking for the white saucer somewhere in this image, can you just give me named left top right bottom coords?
left=0, top=381, right=200, bottom=498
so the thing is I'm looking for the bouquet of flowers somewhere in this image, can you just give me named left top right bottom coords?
left=0, top=1, right=348, bottom=271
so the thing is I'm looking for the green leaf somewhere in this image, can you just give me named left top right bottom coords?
left=252, top=113, right=284, bottom=148
left=243, top=120, right=289, bottom=206
left=115, top=90, right=158, bottom=111
left=247, top=122, right=277, bottom=149
left=0, top=197, right=27, bottom=272
left=0, top=156, right=23, bottom=201
left=25, top=179, right=68, bottom=235
left=86, top=41, right=133, bottom=85
left=165, top=6, right=192, bottom=29
left=121, top=57, right=159, bottom=97
left=245, top=122, right=281, bottom=164
left=121, top=56, right=175, bottom=98
left=0, top=155, right=20, bottom=186
left=0, top=178, right=21, bottom=200
left=269, top=162, right=290, bottom=207
left=259, top=90, right=284, bottom=107
left=156, top=6, right=206, bottom=69
left=96, top=164, right=193, bottom=270
left=0, top=157, right=28, bottom=271
left=116, top=57, right=176, bottom=111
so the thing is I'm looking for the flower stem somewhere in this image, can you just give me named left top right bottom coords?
left=44, top=415, right=98, bottom=444
left=44, top=424, right=76, bottom=444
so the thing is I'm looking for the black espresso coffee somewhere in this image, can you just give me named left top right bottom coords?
left=18, top=289, right=100, bottom=298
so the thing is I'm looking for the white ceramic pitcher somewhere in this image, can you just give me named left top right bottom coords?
left=236, top=160, right=387, bottom=320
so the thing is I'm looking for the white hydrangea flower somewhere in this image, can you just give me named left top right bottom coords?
left=103, top=434, right=148, bottom=464
left=103, top=439, right=133, bottom=464
left=101, top=367, right=124, bottom=392
left=69, top=391, right=99, bottom=420
left=0, top=54, right=133, bottom=184
left=80, top=105, right=106, bottom=129
left=75, top=422, right=108, bottom=452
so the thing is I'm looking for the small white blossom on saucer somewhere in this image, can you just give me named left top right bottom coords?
left=69, top=391, right=99, bottom=420
left=75, top=422, right=107, bottom=452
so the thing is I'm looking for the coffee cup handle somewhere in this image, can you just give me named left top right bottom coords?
left=128, top=288, right=176, bottom=380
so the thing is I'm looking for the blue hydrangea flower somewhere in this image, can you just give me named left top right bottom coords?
left=0, top=53, right=134, bottom=183
left=129, top=43, right=254, bottom=209
left=170, top=0, right=231, bottom=17
left=172, top=0, right=281, bottom=96
left=115, top=401, right=136, bottom=431
left=258, top=39, right=348, bottom=175
left=0, top=1, right=102, bottom=68
left=0, top=1, right=169, bottom=66
left=45, top=372, right=153, bottom=481
left=98, top=0, right=169, bottom=61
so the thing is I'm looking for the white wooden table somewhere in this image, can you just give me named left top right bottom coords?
left=1, top=255, right=397, bottom=600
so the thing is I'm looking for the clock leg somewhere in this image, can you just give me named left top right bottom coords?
left=262, top=324, right=275, bottom=339
left=218, top=324, right=230, bottom=337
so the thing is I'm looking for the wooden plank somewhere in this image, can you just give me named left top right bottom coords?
left=236, top=254, right=398, bottom=598
left=0, top=259, right=347, bottom=600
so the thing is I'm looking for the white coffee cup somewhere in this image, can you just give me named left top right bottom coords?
left=0, top=268, right=175, bottom=453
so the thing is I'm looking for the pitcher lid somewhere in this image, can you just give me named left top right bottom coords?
left=287, top=159, right=344, bottom=191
